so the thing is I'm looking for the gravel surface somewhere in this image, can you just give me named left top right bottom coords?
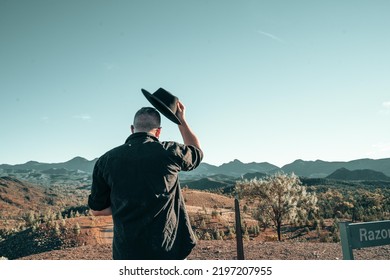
left=18, top=240, right=390, bottom=260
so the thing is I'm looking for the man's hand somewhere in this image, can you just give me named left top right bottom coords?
left=176, top=100, right=186, bottom=124
left=91, top=207, right=112, bottom=216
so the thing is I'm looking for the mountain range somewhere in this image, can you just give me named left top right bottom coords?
left=0, top=157, right=98, bottom=174
left=184, top=158, right=390, bottom=178
left=1, top=157, right=390, bottom=179
left=282, top=158, right=390, bottom=178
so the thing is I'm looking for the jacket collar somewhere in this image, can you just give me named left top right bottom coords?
left=125, top=132, right=159, bottom=144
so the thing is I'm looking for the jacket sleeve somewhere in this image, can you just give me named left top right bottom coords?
left=88, top=157, right=111, bottom=211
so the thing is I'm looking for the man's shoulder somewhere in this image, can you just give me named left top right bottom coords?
left=161, top=141, right=197, bottom=153
left=161, top=140, right=180, bottom=148
left=161, top=141, right=203, bottom=159
left=160, top=141, right=203, bottom=171
left=161, top=141, right=202, bottom=152
left=97, top=143, right=128, bottom=160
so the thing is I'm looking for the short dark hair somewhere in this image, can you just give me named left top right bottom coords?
left=133, top=107, right=161, bottom=132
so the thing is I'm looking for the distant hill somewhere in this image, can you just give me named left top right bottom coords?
left=282, top=158, right=390, bottom=178
left=41, top=168, right=70, bottom=175
left=0, top=176, right=49, bottom=213
left=242, top=172, right=268, bottom=180
left=184, top=159, right=280, bottom=179
left=182, top=178, right=231, bottom=190
left=182, top=172, right=270, bottom=191
left=217, top=159, right=279, bottom=176
left=0, top=157, right=98, bottom=173
left=326, top=168, right=390, bottom=181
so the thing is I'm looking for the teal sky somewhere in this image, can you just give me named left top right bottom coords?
left=1, top=0, right=389, bottom=167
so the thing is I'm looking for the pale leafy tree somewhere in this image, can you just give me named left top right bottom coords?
left=236, top=173, right=318, bottom=241
left=23, top=211, right=36, bottom=227
left=73, top=222, right=81, bottom=235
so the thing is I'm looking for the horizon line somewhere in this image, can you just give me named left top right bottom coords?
left=2, top=156, right=390, bottom=168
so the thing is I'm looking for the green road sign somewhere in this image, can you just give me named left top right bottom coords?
left=339, top=220, right=390, bottom=260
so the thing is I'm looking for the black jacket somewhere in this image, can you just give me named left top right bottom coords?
left=88, top=132, right=203, bottom=259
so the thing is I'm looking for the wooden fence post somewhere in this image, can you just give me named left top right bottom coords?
left=234, top=196, right=245, bottom=260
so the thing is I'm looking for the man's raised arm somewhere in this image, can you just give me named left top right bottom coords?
left=176, top=101, right=202, bottom=150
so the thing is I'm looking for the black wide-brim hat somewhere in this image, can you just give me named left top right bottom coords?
left=141, top=88, right=182, bottom=125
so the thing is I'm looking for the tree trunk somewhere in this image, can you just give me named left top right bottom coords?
left=277, top=222, right=281, bottom=241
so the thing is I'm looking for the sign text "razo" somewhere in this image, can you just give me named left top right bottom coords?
left=359, top=227, right=390, bottom=242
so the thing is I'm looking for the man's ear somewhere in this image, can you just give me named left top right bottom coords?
left=155, top=127, right=161, bottom=138
left=131, top=125, right=135, bottom=133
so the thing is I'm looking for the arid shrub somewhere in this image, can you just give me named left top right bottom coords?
left=73, top=223, right=81, bottom=235
left=236, top=173, right=318, bottom=241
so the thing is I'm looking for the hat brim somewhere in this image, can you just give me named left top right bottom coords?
left=141, top=89, right=182, bottom=125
